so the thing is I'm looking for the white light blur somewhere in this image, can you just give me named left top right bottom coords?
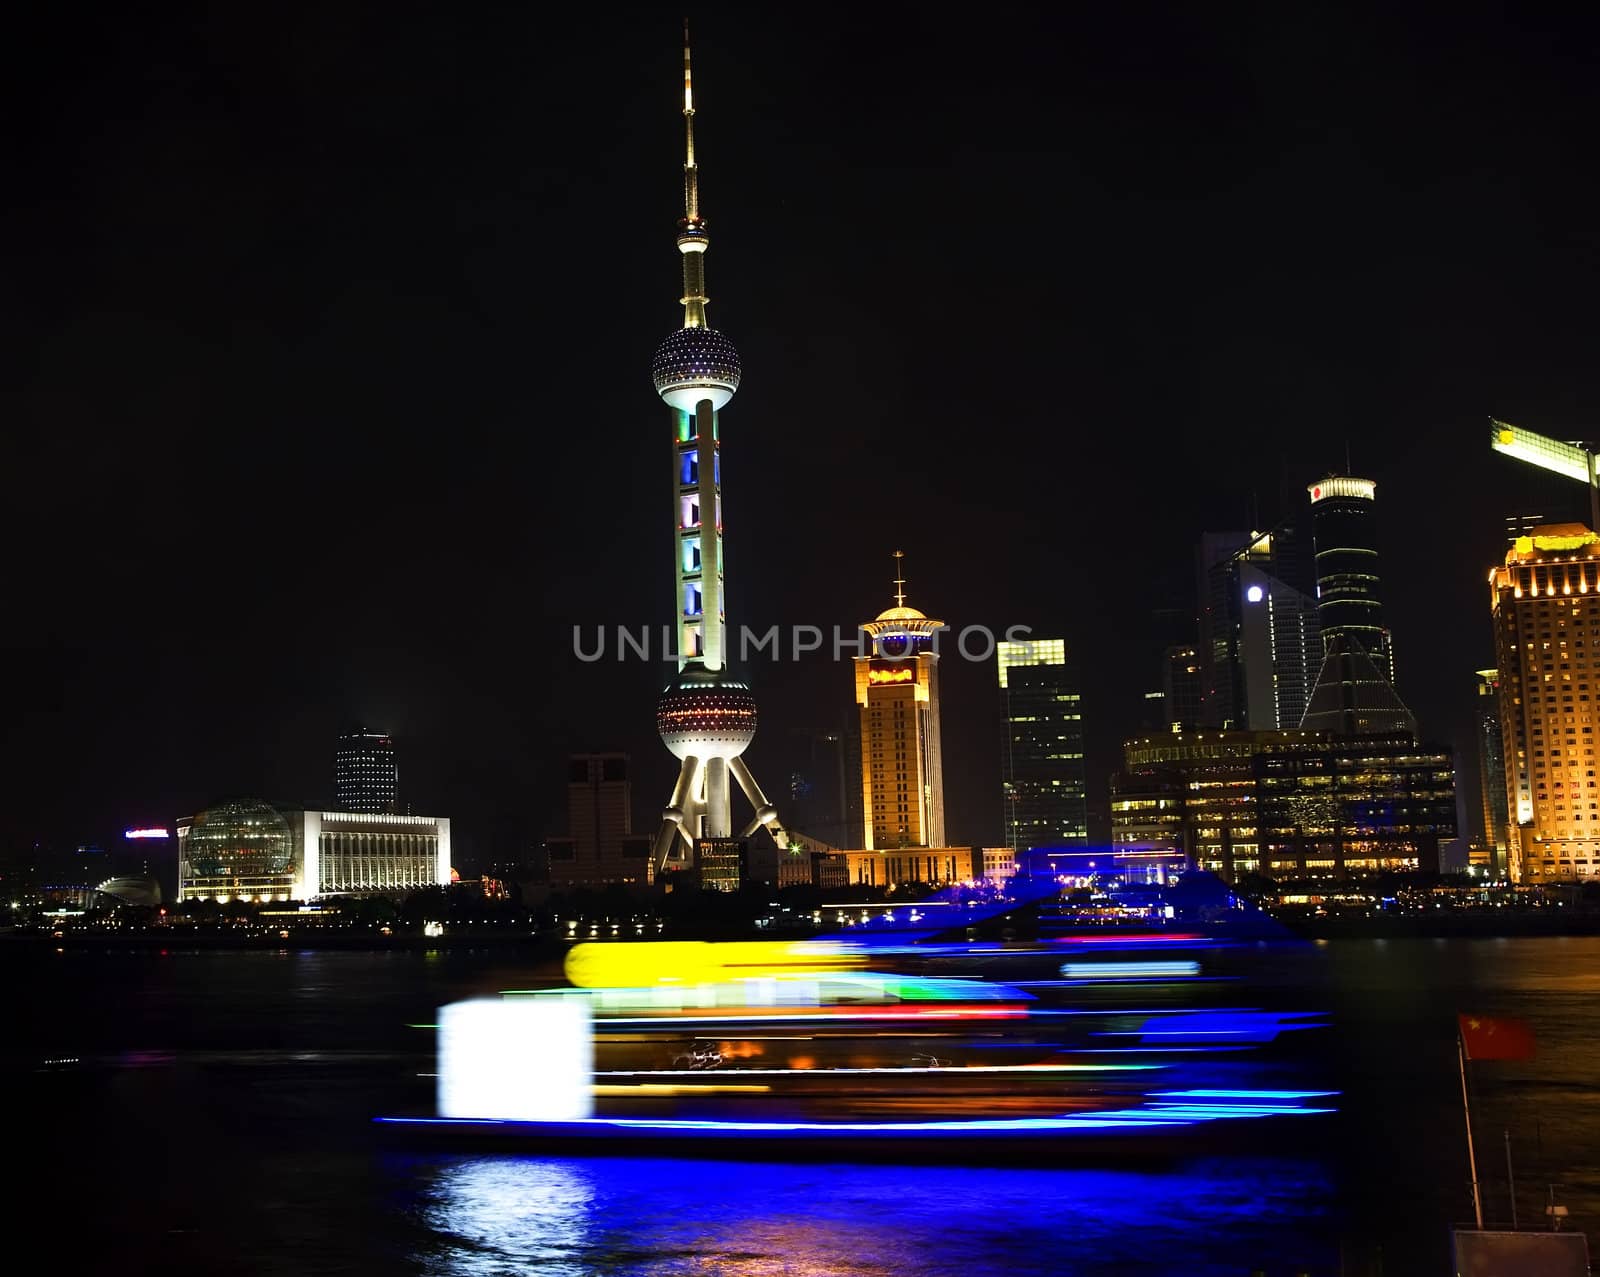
left=438, top=998, right=593, bottom=1121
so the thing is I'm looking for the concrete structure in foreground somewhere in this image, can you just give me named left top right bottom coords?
left=1490, top=523, right=1600, bottom=883
left=177, top=799, right=450, bottom=902
left=647, top=32, right=791, bottom=875
left=1111, top=730, right=1455, bottom=881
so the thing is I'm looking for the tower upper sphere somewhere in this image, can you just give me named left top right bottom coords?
left=653, top=326, right=741, bottom=411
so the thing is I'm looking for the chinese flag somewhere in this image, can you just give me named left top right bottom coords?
left=1458, top=1014, right=1534, bottom=1060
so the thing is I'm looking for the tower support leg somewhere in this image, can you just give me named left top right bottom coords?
left=730, top=755, right=791, bottom=847
left=652, top=756, right=704, bottom=873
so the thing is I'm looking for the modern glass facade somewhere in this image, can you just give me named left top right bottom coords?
left=1196, top=522, right=1321, bottom=731
left=1475, top=668, right=1510, bottom=874
left=179, top=802, right=451, bottom=901
left=1308, top=476, right=1394, bottom=685
left=997, top=639, right=1088, bottom=851
left=1162, top=645, right=1204, bottom=730
left=177, top=800, right=295, bottom=903
left=1112, top=730, right=1456, bottom=881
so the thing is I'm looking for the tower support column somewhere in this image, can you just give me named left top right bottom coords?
left=704, top=757, right=730, bottom=838
left=695, top=399, right=721, bottom=669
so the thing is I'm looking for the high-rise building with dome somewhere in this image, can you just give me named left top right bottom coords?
left=855, top=552, right=947, bottom=850
left=648, top=32, right=791, bottom=876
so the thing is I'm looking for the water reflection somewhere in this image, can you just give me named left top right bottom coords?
left=409, top=1155, right=1335, bottom=1276
left=419, top=1160, right=596, bottom=1276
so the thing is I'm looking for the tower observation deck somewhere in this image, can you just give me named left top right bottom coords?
left=650, top=28, right=791, bottom=873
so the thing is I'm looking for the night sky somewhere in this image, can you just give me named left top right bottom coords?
left=9, top=3, right=1600, bottom=870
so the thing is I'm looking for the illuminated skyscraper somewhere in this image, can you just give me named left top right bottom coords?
left=1197, top=522, right=1321, bottom=731
left=648, top=31, right=790, bottom=873
left=1301, top=477, right=1416, bottom=735
left=855, top=553, right=946, bottom=850
left=334, top=729, right=397, bottom=814
left=1474, top=669, right=1510, bottom=875
left=1490, top=523, right=1600, bottom=883
left=1308, top=476, right=1392, bottom=678
left=997, top=638, right=1087, bottom=851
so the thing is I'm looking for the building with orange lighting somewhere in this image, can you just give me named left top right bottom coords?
left=855, top=554, right=946, bottom=850
left=1490, top=523, right=1600, bottom=883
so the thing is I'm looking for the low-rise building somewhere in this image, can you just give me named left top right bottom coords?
left=1111, top=730, right=1456, bottom=881
left=177, top=800, right=451, bottom=902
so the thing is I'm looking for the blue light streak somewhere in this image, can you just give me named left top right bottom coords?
left=378, top=1090, right=1338, bottom=1140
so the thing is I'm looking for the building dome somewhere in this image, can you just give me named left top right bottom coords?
left=657, top=662, right=757, bottom=760
left=863, top=602, right=945, bottom=642
left=653, top=327, right=741, bottom=412
left=183, top=800, right=294, bottom=897
left=94, top=875, right=163, bottom=908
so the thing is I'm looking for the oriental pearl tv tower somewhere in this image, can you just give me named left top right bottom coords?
left=649, top=28, right=791, bottom=874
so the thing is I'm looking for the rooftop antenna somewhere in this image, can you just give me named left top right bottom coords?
left=892, top=549, right=907, bottom=608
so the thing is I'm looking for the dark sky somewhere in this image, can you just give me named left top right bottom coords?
left=8, top=3, right=1600, bottom=870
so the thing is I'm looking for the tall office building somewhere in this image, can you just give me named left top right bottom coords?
left=1301, top=477, right=1415, bottom=736
left=1239, top=560, right=1323, bottom=731
left=1474, top=669, right=1510, bottom=876
left=783, top=725, right=857, bottom=850
left=1490, top=523, right=1600, bottom=882
left=1308, top=476, right=1392, bottom=678
left=1162, top=646, right=1204, bottom=730
left=856, top=554, right=946, bottom=850
left=1197, top=520, right=1321, bottom=730
left=549, top=753, right=653, bottom=887
left=997, top=638, right=1088, bottom=851
left=334, top=729, right=397, bottom=814
left=646, top=33, right=791, bottom=872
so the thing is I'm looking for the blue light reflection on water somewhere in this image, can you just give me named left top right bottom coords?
left=403, top=1155, right=1336, bottom=1276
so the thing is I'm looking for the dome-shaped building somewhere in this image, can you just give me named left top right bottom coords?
left=178, top=800, right=296, bottom=904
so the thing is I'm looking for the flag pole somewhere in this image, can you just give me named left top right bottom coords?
left=1504, top=1129, right=1518, bottom=1229
left=1459, top=1030, right=1484, bottom=1229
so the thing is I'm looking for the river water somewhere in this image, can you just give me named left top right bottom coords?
left=11, top=937, right=1597, bottom=1275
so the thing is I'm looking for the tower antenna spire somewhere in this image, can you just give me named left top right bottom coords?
left=893, top=549, right=907, bottom=609
left=674, top=19, right=710, bottom=328
left=682, top=19, right=698, bottom=222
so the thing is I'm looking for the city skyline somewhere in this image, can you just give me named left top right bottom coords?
left=8, top=8, right=1600, bottom=867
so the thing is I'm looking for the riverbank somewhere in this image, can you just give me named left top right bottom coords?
left=1270, top=909, right=1600, bottom=939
